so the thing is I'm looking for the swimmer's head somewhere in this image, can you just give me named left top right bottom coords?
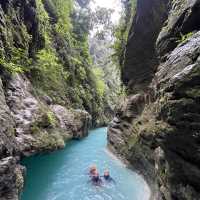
left=104, top=170, right=110, bottom=177
left=94, top=171, right=99, bottom=177
left=89, top=165, right=97, bottom=174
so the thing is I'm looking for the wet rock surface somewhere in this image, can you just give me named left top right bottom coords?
left=0, top=157, right=25, bottom=200
left=108, top=0, right=200, bottom=199
left=0, top=73, right=92, bottom=199
left=50, top=105, right=92, bottom=139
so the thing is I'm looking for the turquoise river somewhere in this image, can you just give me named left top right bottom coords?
left=21, top=127, right=150, bottom=200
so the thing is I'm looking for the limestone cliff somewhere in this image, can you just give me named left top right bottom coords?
left=0, top=72, right=91, bottom=199
left=0, top=0, right=105, bottom=199
left=108, top=0, right=200, bottom=199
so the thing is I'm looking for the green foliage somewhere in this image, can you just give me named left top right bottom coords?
left=46, top=111, right=57, bottom=127
left=72, top=17, right=92, bottom=64
left=30, top=49, right=69, bottom=102
left=0, top=58, right=24, bottom=74
left=25, top=0, right=109, bottom=124
left=21, top=23, right=33, bottom=45
left=178, top=32, right=194, bottom=43
left=92, top=7, right=114, bottom=27
left=36, top=0, right=50, bottom=35
left=33, top=129, right=66, bottom=150
left=0, top=48, right=31, bottom=74
left=32, top=0, right=96, bottom=109
left=160, top=168, right=167, bottom=180
left=112, top=0, right=137, bottom=66
left=36, top=110, right=57, bottom=129
left=30, top=123, right=41, bottom=135
left=0, top=0, right=111, bottom=126
left=130, top=0, right=137, bottom=18
left=112, top=21, right=128, bottom=67
left=52, top=0, right=73, bottom=38
left=77, top=66, right=87, bottom=80
left=92, top=67, right=106, bottom=97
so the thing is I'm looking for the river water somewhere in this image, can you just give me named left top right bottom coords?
left=21, top=127, right=150, bottom=200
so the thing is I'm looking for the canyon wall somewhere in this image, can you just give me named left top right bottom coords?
left=108, top=0, right=200, bottom=199
left=0, top=0, right=104, bottom=199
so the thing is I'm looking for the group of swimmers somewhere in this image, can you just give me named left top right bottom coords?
left=89, top=165, right=114, bottom=185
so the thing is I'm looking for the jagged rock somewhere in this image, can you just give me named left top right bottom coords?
left=0, top=73, right=92, bottom=198
left=4, top=74, right=92, bottom=155
left=6, top=74, right=40, bottom=135
left=108, top=0, right=200, bottom=199
left=0, top=78, right=17, bottom=159
left=42, top=95, right=53, bottom=105
left=0, top=157, right=25, bottom=200
left=122, top=0, right=169, bottom=89
left=157, top=0, right=200, bottom=59
left=153, top=31, right=200, bottom=199
left=108, top=94, right=145, bottom=152
left=5, top=74, right=42, bottom=154
left=50, top=105, right=92, bottom=139
left=72, top=109, right=92, bottom=138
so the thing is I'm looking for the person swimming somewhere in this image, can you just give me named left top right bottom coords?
left=103, top=170, right=115, bottom=183
left=89, top=165, right=97, bottom=176
left=91, top=171, right=102, bottom=186
left=88, top=166, right=114, bottom=186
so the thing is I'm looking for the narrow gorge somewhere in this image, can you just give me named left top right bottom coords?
left=0, top=0, right=200, bottom=200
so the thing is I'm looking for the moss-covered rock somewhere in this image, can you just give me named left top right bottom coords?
left=108, top=0, right=200, bottom=199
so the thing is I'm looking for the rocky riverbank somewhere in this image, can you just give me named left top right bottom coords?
left=108, top=0, right=200, bottom=199
left=0, top=73, right=92, bottom=200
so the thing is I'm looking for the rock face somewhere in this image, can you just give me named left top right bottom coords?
left=0, top=78, right=17, bottom=159
left=0, top=157, right=25, bottom=200
left=122, top=0, right=169, bottom=89
left=108, top=0, right=200, bottom=199
left=51, top=105, right=91, bottom=139
left=0, top=0, right=97, bottom=199
left=4, top=74, right=92, bottom=155
left=157, top=0, right=200, bottom=59
left=0, top=73, right=92, bottom=199
left=0, top=78, right=24, bottom=200
left=6, top=74, right=41, bottom=155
